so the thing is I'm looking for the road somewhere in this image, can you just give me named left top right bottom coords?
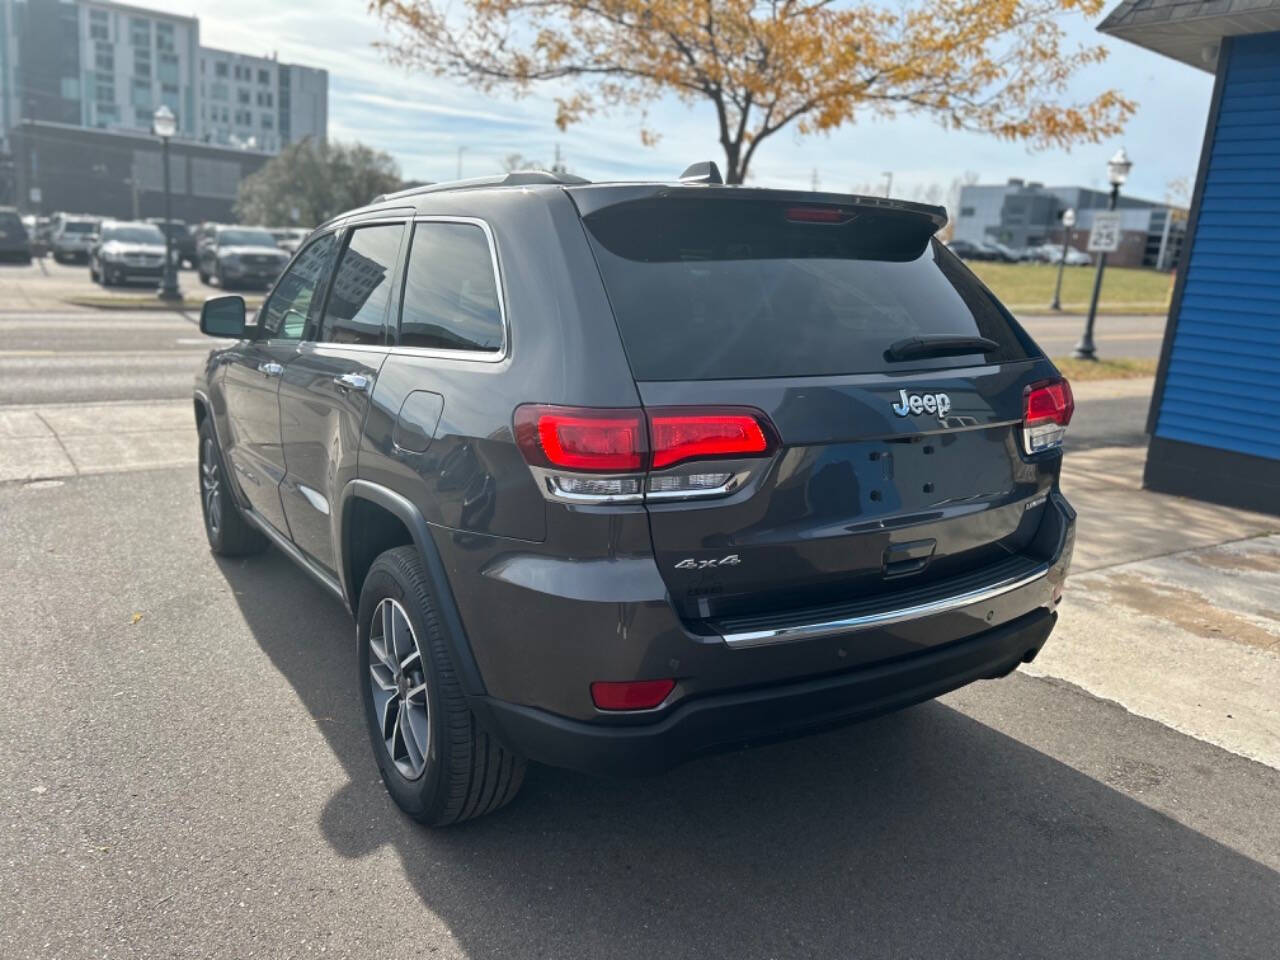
left=5, top=304, right=1278, bottom=959
left=1016, top=311, right=1166, bottom=359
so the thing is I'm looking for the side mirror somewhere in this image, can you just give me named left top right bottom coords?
left=200, top=295, right=246, bottom=338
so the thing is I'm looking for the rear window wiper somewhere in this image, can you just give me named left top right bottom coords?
left=885, top=335, right=999, bottom=362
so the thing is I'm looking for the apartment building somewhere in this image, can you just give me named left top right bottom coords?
left=199, top=47, right=327, bottom=154
left=0, top=0, right=326, bottom=153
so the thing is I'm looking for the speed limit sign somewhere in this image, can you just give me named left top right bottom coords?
left=1087, top=212, right=1122, bottom=253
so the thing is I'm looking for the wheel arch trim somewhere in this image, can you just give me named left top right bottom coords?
left=337, top=479, right=487, bottom=696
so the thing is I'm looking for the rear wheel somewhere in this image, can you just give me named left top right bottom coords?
left=197, top=418, right=266, bottom=556
left=358, top=546, right=525, bottom=826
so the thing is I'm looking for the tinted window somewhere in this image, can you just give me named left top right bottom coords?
left=260, top=233, right=337, bottom=341
left=63, top=221, right=96, bottom=234
left=218, top=229, right=276, bottom=247
left=319, top=223, right=403, bottom=346
left=583, top=198, right=1031, bottom=381
left=398, top=222, right=502, bottom=352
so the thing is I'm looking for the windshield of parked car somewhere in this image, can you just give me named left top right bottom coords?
left=218, top=229, right=276, bottom=248
left=104, top=225, right=166, bottom=244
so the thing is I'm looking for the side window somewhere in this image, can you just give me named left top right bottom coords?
left=399, top=222, right=503, bottom=352
left=260, top=233, right=337, bottom=341
left=318, top=223, right=404, bottom=345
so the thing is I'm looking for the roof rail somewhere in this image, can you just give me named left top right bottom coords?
left=370, top=169, right=590, bottom=205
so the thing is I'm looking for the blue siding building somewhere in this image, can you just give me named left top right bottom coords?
left=1101, top=2, right=1280, bottom=515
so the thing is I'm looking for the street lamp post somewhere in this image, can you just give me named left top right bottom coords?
left=1049, top=207, right=1077, bottom=311
left=1074, top=148, right=1133, bottom=360
left=152, top=105, right=181, bottom=302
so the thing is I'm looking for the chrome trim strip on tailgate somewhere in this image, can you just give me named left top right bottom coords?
left=719, top=563, right=1052, bottom=649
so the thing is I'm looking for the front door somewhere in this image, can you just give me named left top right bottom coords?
left=219, top=230, right=339, bottom=537
left=278, top=221, right=407, bottom=572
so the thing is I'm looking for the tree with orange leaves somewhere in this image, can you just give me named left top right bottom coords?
left=370, top=0, right=1134, bottom=184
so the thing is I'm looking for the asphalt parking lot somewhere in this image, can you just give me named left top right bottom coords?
left=1, top=301, right=1276, bottom=959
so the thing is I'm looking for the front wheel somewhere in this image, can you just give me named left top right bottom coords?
left=197, top=418, right=266, bottom=556
left=358, top=546, right=525, bottom=826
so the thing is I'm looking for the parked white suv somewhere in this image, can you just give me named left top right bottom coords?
left=50, top=215, right=100, bottom=264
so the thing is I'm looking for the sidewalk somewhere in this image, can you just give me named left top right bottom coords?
left=1041, top=444, right=1279, bottom=768
left=0, top=399, right=193, bottom=482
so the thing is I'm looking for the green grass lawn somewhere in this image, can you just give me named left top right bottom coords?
left=969, top=261, right=1174, bottom=315
left=1051, top=356, right=1158, bottom=381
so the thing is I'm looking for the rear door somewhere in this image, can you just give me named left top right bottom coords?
left=278, top=219, right=406, bottom=573
left=577, top=191, right=1055, bottom=622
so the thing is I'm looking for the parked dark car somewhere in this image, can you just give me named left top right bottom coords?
left=145, top=218, right=197, bottom=268
left=89, top=220, right=169, bottom=286
left=193, top=167, right=1076, bottom=826
left=0, top=207, right=32, bottom=263
left=946, top=239, right=987, bottom=260
left=197, top=225, right=289, bottom=289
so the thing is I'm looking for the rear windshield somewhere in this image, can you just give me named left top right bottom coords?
left=583, top=198, right=1032, bottom=381
left=63, top=220, right=96, bottom=234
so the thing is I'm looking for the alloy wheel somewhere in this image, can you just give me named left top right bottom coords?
left=368, top=598, right=431, bottom=779
left=200, top=437, right=222, bottom=536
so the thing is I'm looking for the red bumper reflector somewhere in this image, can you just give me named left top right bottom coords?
left=590, top=678, right=676, bottom=711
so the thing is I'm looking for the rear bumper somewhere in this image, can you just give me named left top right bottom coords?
left=471, top=608, right=1057, bottom=776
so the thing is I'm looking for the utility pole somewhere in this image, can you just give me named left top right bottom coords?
left=456, top=145, right=467, bottom=180
left=811, top=168, right=820, bottom=192
left=882, top=171, right=893, bottom=197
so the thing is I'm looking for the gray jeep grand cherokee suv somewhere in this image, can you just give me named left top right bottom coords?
left=193, top=167, right=1076, bottom=826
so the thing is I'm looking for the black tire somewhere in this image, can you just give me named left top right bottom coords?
left=197, top=418, right=266, bottom=556
left=358, top=546, right=525, bottom=826
left=198, top=266, right=209, bottom=284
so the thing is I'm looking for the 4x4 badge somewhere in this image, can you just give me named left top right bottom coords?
left=675, top=554, right=741, bottom=570
left=892, top=389, right=951, bottom=418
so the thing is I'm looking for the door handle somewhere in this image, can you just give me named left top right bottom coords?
left=334, top=373, right=372, bottom=393
left=257, top=361, right=284, bottom=377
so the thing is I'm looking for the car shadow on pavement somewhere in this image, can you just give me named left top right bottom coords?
left=218, top=549, right=1280, bottom=960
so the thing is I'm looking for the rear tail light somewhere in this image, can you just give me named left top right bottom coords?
left=514, top=406, right=645, bottom=471
left=591, top=678, right=676, bottom=711
left=1022, top=378, right=1074, bottom=455
left=649, top=411, right=768, bottom=469
left=514, top=404, right=776, bottom=504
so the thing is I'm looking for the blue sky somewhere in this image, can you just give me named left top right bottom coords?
left=173, top=0, right=1214, bottom=205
